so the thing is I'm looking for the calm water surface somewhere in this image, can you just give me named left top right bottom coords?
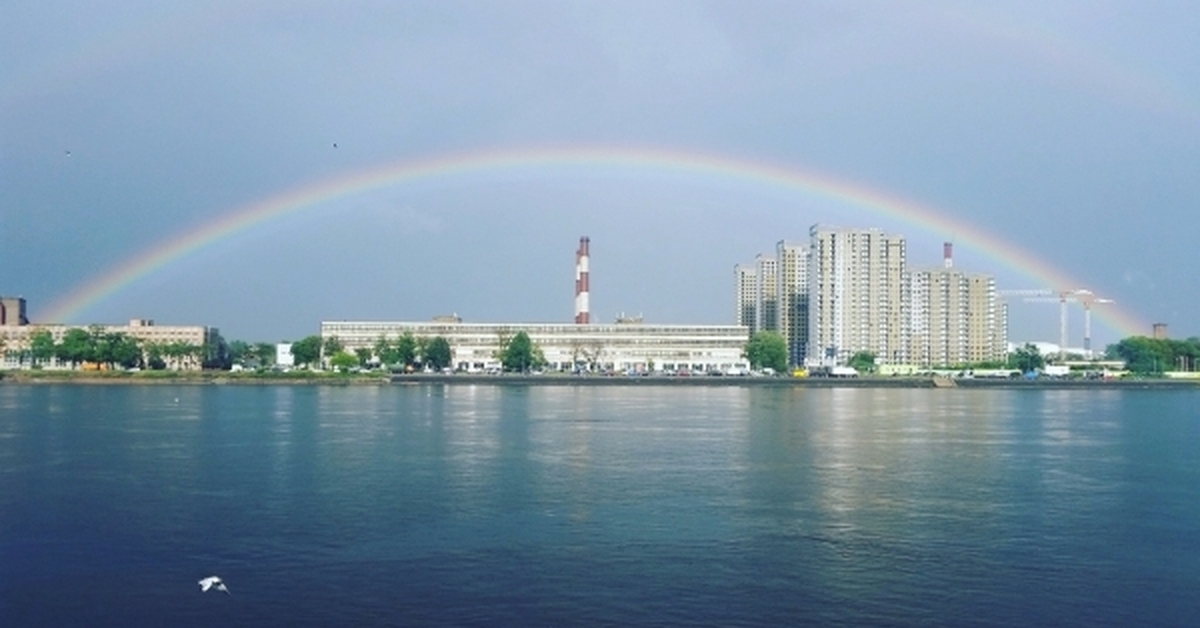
left=1, top=384, right=1197, bottom=627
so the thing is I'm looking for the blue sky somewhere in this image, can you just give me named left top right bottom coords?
left=2, top=0, right=1197, bottom=345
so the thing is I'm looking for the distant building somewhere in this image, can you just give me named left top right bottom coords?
left=1, top=296, right=29, bottom=326
left=0, top=318, right=221, bottom=371
left=276, top=343, right=295, bottom=367
left=807, top=225, right=906, bottom=366
left=734, top=264, right=758, bottom=333
left=320, top=319, right=750, bottom=373
left=905, top=263, right=1005, bottom=367
left=775, top=240, right=809, bottom=366
left=754, top=254, right=779, bottom=335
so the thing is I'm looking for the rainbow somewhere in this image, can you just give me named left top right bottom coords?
left=42, top=145, right=1148, bottom=338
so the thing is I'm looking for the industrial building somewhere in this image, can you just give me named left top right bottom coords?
left=319, top=236, right=751, bottom=373
left=320, top=319, right=750, bottom=374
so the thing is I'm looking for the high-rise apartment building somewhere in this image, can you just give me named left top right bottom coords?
left=734, top=264, right=758, bottom=332
left=755, top=254, right=779, bottom=334
left=807, top=225, right=906, bottom=365
left=775, top=241, right=809, bottom=366
left=904, top=244, right=1006, bottom=367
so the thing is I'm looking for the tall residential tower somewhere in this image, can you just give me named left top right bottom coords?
left=775, top=241, right=809, bottom=366
left=905, top=243, right=1005, bottom=366
left=807, top=225, right=907, bottom=365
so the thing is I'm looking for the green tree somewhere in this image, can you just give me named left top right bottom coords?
left=1008, top=343, right=1045, bottom=373
left=161, top=341, right=201, bottom=370
left=227, top=339, right=250, bottom=366
left=329, top=351, right=358, bottom=372
left=253, top=342, right=276, bottom=368
left=848, top=351, right=876, bottom=374
left=322, top=336, right=343, bottom=363
left=145, top=343, right=167, bottom=370
left=395, top=333, right=418, bottom=368
left=424, top=336, right=453, bottom=371
left=374, top=336, right=399, bottom=366
left=99, top=332, right=141, bottom=369
left=57, top=328, right=96, bottom=368
left=1107, top=336, right=1172, bottom=374
left=499, top=331, right=541, bottom=372
left=743, top=331, right=788, bottom=373
left=30, top=329, right=56, bottom=367
left=291, top=335, right=322, bottom=367
left=354, top=347, right=373, bottom=367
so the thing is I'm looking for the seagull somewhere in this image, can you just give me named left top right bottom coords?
left=199, top=576, right=230, bottom=594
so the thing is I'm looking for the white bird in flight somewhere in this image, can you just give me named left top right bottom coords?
left=198, top=576, right=230, bottom=594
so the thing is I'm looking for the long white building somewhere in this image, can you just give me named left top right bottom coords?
left=320, top=319, right=751, bottom=373
left=0, top=318, right=222, bottom=370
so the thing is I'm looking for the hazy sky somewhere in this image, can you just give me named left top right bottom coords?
left=3, top=1, right=1197, bottom=346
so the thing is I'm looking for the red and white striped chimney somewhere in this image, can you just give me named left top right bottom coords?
left=943, top=241, right=953, bottom=269
left=574, top=236, right=590, bottom=324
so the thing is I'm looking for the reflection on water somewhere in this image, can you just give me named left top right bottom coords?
left=1, top=384, right=1197, bottom=627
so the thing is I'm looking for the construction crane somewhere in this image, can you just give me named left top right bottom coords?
left=1071, top=290, right=1116, bottom=354
left=998, top=289, right=1115, bottom=359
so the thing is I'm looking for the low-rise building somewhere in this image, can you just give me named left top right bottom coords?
left=0, top=318, right=221, bottom=370
left=320, top=319, right=751, bottom=373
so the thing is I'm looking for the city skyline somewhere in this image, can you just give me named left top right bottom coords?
left=4, top=2, right=1197, bottom=344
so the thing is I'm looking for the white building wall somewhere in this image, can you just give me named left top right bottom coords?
left=320, top=321, right=751, bottom=373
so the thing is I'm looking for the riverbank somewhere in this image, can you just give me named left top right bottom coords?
left=0, top=370, right=391, bottom=385
left=3, top=370, right=1196, bottom=388
left=391, top=373, right=1200, bottom=389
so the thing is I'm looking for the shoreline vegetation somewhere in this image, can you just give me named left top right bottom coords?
left=2, top=370, right=1197, bottom=388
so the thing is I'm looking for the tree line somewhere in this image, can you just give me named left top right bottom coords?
left=1106, top=336, right=1200, bottom=374
left=740, top=331, right=1200, bottom=376
left=237, top=331, right=547, bottom=373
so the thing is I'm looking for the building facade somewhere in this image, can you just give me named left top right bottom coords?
left=0, top=318, right=221, bottom=370
left=321, top=320, right=751, bottom=373
left=734, top=264, right=758, bottom=333
left=807, top=225, right=907, bottom=366
left=754, top=254, right=778, bottom=335
left=775, top=240, right=809, bottom=367
left=905, top=267, right=1005, bottom=366
left=1, top=296, right=29, bottom=327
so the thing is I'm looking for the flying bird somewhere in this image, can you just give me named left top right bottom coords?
left=198, top=576, right=230, bottom=594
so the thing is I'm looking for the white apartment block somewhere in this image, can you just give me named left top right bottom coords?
left=807, top=225, right=906, bottom=365
left=321, top=320, right=751, bottom=373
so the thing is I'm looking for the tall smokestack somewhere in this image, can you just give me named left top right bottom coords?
left=943, top=242, right=953, bottom=269
left=574, top=236, right=590, bottom=324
